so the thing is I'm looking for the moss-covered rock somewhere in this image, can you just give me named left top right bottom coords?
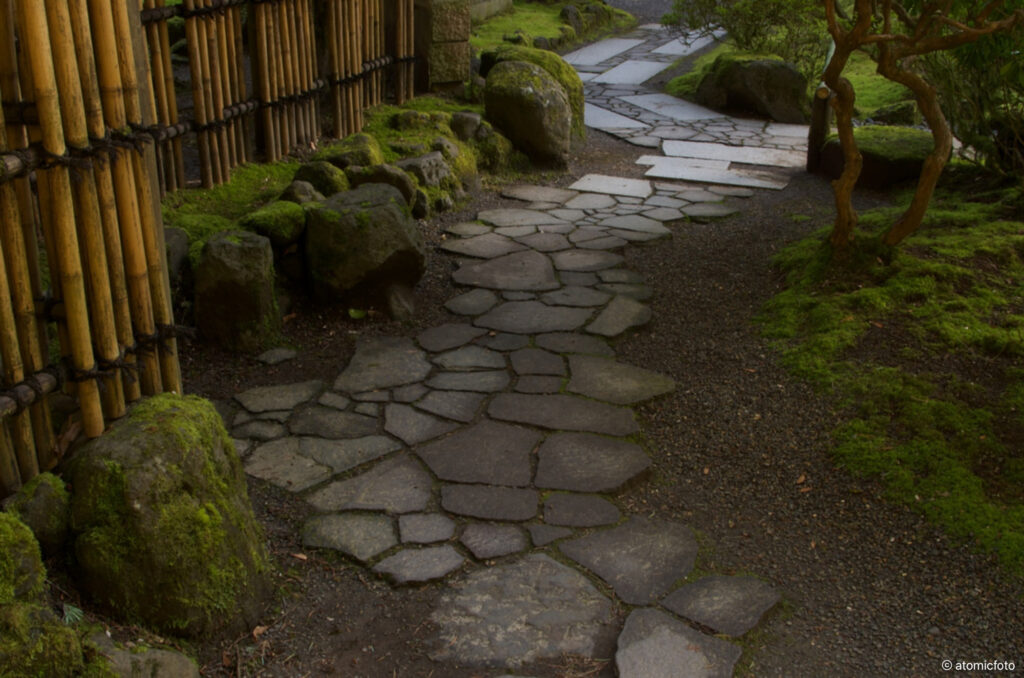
left=5, top=473, right=69, bottom=559
left=238, top=200, right=307, bottom=249
left=293, top=161, right=349, bottom=197
left=312, top=132, right=384, bottom=170
left=481, top=44, right=584, bottom=138
left=279, top=180, right=325, bottom=205
left=695, top=52, right=809, bottom=124
left=0, top=511, right=45, bottom=604
left=66, top=394, right=272, bottom=637
left=164, top=213, right=234, bottom=269
left=0, top=603, right=88, bottom=677
left=819, top=125, right=935, bottom=188
left=345, top=164, right=417, bottom=205
left=484, top=60, right=571, bottom=167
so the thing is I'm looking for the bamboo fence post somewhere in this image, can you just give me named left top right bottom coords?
left=214, top=8, right=236, bottom=171
left=254, top=2, right=277, bottom=161
left=274, top=2, right=293, bottom=154
left=0, top=227, right=37, bottom=482
left=16, top=0, right=105, bottom=438
left=225, top=6, right=246, bottom=164
left=326, top=1, right=342, bottom=136
left=298, top=0, right=316, bottom=144
left=203, top=1, right=231, bottom=177
left=182, top=0, right=214, bottom=186
left=160, top=0, right=185, bottom=190
left=143, top=0, right=175, bottom=194
left=0, top=422, right=17, bottom=496
left=283, top=1, right=306, bottom=148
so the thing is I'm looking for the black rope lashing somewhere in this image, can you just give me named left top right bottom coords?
left=0, top=366, right=64, bottom=419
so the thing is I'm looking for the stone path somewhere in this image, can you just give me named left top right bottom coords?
left=223, top=24, right=797, bottom=677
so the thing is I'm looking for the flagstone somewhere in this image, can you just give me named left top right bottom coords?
left=514, top=376, right=564, bottom=393
left=452, top=250, right=560, bottom=292
left=445, top=288, right=499, bottom=316
left=476, top=332, right=530, bottom=350
left=301, top=513, right=396, bottom=563
left=567, top=355, right=675, bottom=405
left=622, top=93, right=723, bottom=122
left=441, top=484, right=539, bottom=521
left=564, top=193, right=618, bottom=210
left=585, top=102, right=650, bottom=129
left=551, top=249, right=624, bottom=272
left=662, top=139, right=806, bottom=168
left=446, top=222, right=491, bottom=236
left=426, top=370, right=511, bottom=393
left=595, top=282, right=653, bottom=301
left=677, top=188, right=724, bottom=202
left=594, top=60, right=671, bottom=85
left=534, top=432, right=649, bottom=492
left=432, top=345, right=506, bottom=370
left=587, top=296, right=652, bottom=337
left=300, top=435, right=402, bottom=474
left=529, top=525, right=573, bottom=546
left=569, top=174, right=652, bottom=198
left=478, top=208, right=566, bottom=227
left=384, top=404, right=460, bottom=445
left=661, top=575, right=781, bottom=637
left=335, top=337, right=431, bottom=392
left=307, top=454, right=432, bottom=513
left=235, top=380, right=323, bottom=413
left=414, top=390, right=486, bottom=423
left=544, top=494, right=621, bottom=527
left=373, top=545, right=465, bottom=584
left=597, top=215, right=670, bottom=236
left=510, top=348, right=565, bottom=376
left=615, top=608, right=741, bottom=678
left=475, top=301, right=593, bottom=334
left=564, top=38, right=644, bottom=65
left=515, top=232, right=572, bottom=252
left=494, top=225, right=539, bottom=238
left=245, top=438, right=332, bottom=492
left=642, top=207, right=684, bottom=222
left=416, top=420, right=540, bottom=486
left=417, top=323, right=488, bottom=352
left=500, top=184, right=578, bottom=203
left=577, top=235, right=629, bottom=250
left=399, top=513, right=456, bottom=544
left=460, top=524, right=529, bottom=560
left=289, top=405, right=379, bottom=439
left=644, top=163, right=789, bottom=189
left=440, top=232, right=526, bottom=259
left=541, top=286, right=612, bottom=308
left=535, top=332, right=615, bottom=356
left=489, top=393, right=638, bottom=436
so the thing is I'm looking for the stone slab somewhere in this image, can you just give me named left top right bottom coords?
left=460, top=523, right=528, bottom=560
left=551, top=249, right=624, bottom=272
left=615, top=608, right=741, bottom=678
left=565, top=193, right=617, bottom=210
left=488, top=393, right=638, bottom=436
left=596, top=215, right=670, bottom=236
left=453, top=250, right=560, bottom=292
left=384, top=403, right=460, bottom=445
left=500, top=184, right=578, bottom=204
left=446, top=221, right=492, bottom=237
left=567, top=355, right=675, bottom=405
left=569, top=174, right=652, bottom=199
left=652, top=33, right=718, bottom=56
left=302, top=513, right=396, bottom=563
left=644, top=162, right=789, bottom=190
left=394, top=384, right=428, bottom=403
left=334, top=337, right=431, bottom=393
left=235, top=380, right=323, bottom=413
left=560, top=518, right=698, bottom=605
left=307, top=454, right=432, bottom=513
left=584, top=103, right=648, bottom=130
left=515, top=232, right=571, bottom=253
left=535, top=332, right=614, bottom=356
left=300, top=436, right=402, bottom=474
left=441, top=484, right=539, bottom=521
left=509, top=348, right=565, bottom=376
left=577, top=235, right=629, bottom=250
left=662, top=575, right=782, bottom=637
left=535, top=432, right=650, bottom=492
left=564, top=38, right=644, bottom=65
left=245, top=438, right=331, bottom=492
left=642, top=207, right=685, bottom=222
left=399, top=513, right=456, bottom=544
left=232, top=420, right=285, bottom=441
left=477, top=208, right=566, bottom=227
left=514, top=376, right=563, bottom=393
left=621, top=93, right=723, bottom=122
left=544, top=494, right=621, bottom=527
left=683, top=203, right=740, bottom=219
left=318, top=392, right=352, bottom=410
left=416, top=420, right=541, bottom=486
left=426, top=370, right=510, bottom=392
left=636, top=154, right=731, bottom=171
left=586, top=296, right=652, bottom=337
left=373, top=545, right=465, bottom=584
left=289, top=405, right=379, bottom=439
left=477, top=333, right=530, bottom=350
left=662, top=139, right=806, bottom=168
left=445, top=288, right=500, bottom=316
left=417, top=323, right=488, bottom=352
left=475, top=301, right=592, bottom=334
left=599, top=269, right=644, bottom=284
left=415, top=390, right=485, bottom=423
left=433, top=345, right=505, bottom=370
left=440, top=232, right=526, bottom=259
left=765, top=122, right=810, bottom=138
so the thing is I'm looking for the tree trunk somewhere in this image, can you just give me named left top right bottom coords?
left=823, top=45, right=861, bottom=250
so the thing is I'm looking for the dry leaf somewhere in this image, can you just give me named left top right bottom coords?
left=703, top=467, right=710, bottom=475
left=252, top=625, right=268, bottom=639
left=799, top=486, right=813, bottom=493
left=291, top=552, right=308, bottom=561
left=796, top=473, right=806, bottom=484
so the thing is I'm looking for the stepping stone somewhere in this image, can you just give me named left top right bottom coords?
left=417, top=323, right=488, bottom=352
left=354, top=403, right=380, bottom=417
left=460, top=524, right=528, bottom=560
left=257, top=347, right=297, bottom=365
left=544, top=494, right=621, bottom=527
left=551, top=249, right=624, bottom=272
left=430, top=554, right=616, bottom=667
left=502, top=291, right=535, bottom=301
left=489, top=393, right=638, bottom=436
left=534, top=432, right=649, bottom=492
left=642, top=207, right=684, bottom=222
left=584, top=102, right=648, bottom=130
left=501, top=184, right=577, bottom=204
left=494, top=225, right=538, bottom=238
left=515, top=232, right=571, bottom=252
left=615, top=608, right=741, bottom=678
left=546, top=209, right=585, bottom=222
left=446, top=222, right=491, bottom=236
left=233, top=420, right=285, bottom=441
left=476, top=332, right=530, bottom=350
left=597, top=215, right=670, bottom=236
left=594, top=60, right=669, bottom=85
left=649, top=125, right=701, bottom=140
left=307, top=454, right=432, bottom=513
left=235, top=380, right=323, bottom=413
left=544, top=286, right=617, bottom=309
left=441, top=485, right=539, bottom=521
left=399, top=513, right=456, bottom=544
left=245, top=438, right=332, bottom=492
left=318, top=392, right=352, bottom=410
left=577, top=235, right=629, bottom=250
left=563, top=37, right=644, bottom=65
left=302, top=513, right=396, bottom=563
left=569, top=174, right=652, bottom=198
left=644, top=162, right=788, bottom=190
left=289, top=405, right=379, bottom=439
left=452, top=250, right=560, bottom=292
left=415, top=390, right=485, bottom=423
left=373, top=545, right=465, bottom=584
left=636, top=154, right=731, bottom=171
left=683, top=203, right=739, bottom=220
left=477, top=208, right=566, bottom=227
left=560, top=518, right=698, bottom=605
left=510, top=348, right=565, bottom=376
left=426, top=370, right=510, bottom=392
left=335, top=337, right=431, bottom=392
left=440, top=232, right=525, bottom=259
left=353, top=391, right=389, bottom=402
left=622, top=93, right=722, bottom=122
left=528, top=525, right=572, bottom=546
left=587, top=296, right=652, bottom=337
left=392, top=384, right=428, bottom=403
left=652, top=33, right=717, bottom=56
left=416, top=420, right=541, bottom=486
left=475, top=301, right=593, bottom=334
left=445, top=288, right=499, bottom=316
left=626, top=135, right=662, bottom=148
left=384, top=404, right=459, bottom=445
left=300, top=435, right=402, bottom=474
left=677, top=188, right=723, bottom=202
left=515, top=376, right=563, bottom=394
left=644, top=195, right=686, bottom=208
left=432, top=345, right=505, bottom=370
left=662, top=139, right=805, bottom=168
left=535, top=332, right=614, bottom=356
left=560, top=271, right=600, bottom=287
left=662, top=575, right=782, bottom=637
left=709, top=185, right=755, bottom=198
left=595, top=282, right=652, bottom=301
left=569, top=228, right=609, bottom=244
left=567, top=355, right=675, bottom=405
left=565, top=193, right=617, bottom=210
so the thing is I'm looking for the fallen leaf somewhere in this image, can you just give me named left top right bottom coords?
left=291, top=552, right=308, bottom=561
left=799, top=486, right=813, bottom=493
left=703, top=467, right=710, bottom=475
left=796, top=473, right=806, bottom=484
left=252, top=625, right=268, bottom=639
left=870, top=321, right=884, bottom=328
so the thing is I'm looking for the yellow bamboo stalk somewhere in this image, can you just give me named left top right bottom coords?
left=289, top=0, right=309, bottom=147
left=16, top=0, right=105, bottom=438
left=224, top=6, right=245, bottom=164
left=214, top=8, right=236, bottom=170
left=0, top=422, right=18, bottom=496
left=326, top=1, right=342, bottom=135
left=157, top=0, right=185, bottom=189
left=182, top=0, right=216, bottom=185
left=202, top=1, right=230, bottom=177
left=254, top=3, right=277, bottom=161
left=295, top=0, right=313, bottom=145
left=143, top=0, right=173, bottom=193
left=0, top=221, right=37, bottom=482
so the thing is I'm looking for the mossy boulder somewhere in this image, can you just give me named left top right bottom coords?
left=293, top=161, right=350, bottom=197
left=5, top=473, right=69, bottom=559
left=0, top=511, right=45, bottom=604
left=396, top=151, right=453, bottom=188
left=484, top=60, right=571, bottom=167
left=0, top=603, right=103, bottom=677
left=165, top=213, right=234, bottom=269
left=819, top=125, right=935, bottom=188
left=695, top=53, right=809, bottom=124
left=313, top=132, right=384, bottom=170
left=481, top=44, right=584, bottom=138
left=66, top=394, right=272, bottom=638
left=471, top=120, right=518, bottom=171
left=345, top=164, right=417, bottom=205
left=279, top=180, right=325, bottom=205
left=238, top=200, right=307, bottom=248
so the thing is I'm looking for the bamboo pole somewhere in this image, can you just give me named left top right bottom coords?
left=143, top=0, right=175, bottom=194
left=327, top=0, right=342, bottom=135
left=224, top=6, right=246, bottom=164
left=214, top=8, right=236, bottom=171
left=282, top=1, right=305, bottom=149
left=16, top=0, right=105, bottom=438
left=406, top=0, right=414, bottom=101
left=296, top=0, right=314, bottom=144
left=0, top=422, right=17, bottom=496
left=274, top=2, right=293, bottom=155
left=254, top=2, right=277, bottom=161
left=159, top=0, right=185, bottom=190
left=202, top=0, right=231, bottom=177
left=182, top=0, right=217, bottom=186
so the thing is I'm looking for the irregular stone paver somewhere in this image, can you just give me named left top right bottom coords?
left=235, top=380, right=322, bottom=413
left=544, top=494, right=621, bottom=527
left=569, top=174, right=652, bottom=198
left=399, top=513, right=456, bottom=544
left=514, top=376, right=563, bottom=394
left=475, top=301, right=593, bottom=334
left=432, top=345, right=505, bottom=370
left=560, top=518, right=698, bottom=605
left=515, top=232, right=571, bottom=252
left=289, top=405, right=378, bottom=439
left=599, top=269, right=644, bottom=284
left=683, top=202, right=740, bottom=219
left=578, top=235, right=629, bottom=250
left=245, top=438, right=331, bottom=492
left=392, top=384, right=428, bottom=403
left=417, top=323, right=488, bottom=352
left=535, top=432, right=650, bottom=492
left=426, top=370, right=510, bottom=393
left=460, top=524, right=528, bottom=560
left=354, top=403, right=380, bottom=417
left=615, top=608, right=741, bottom=678
left=233, top=420, right=286, bottom=441
left=565, top=193, right=617, bottom=210
left=257, top=347, right=297, bottom=365
left=373, top=545, right=465, bottom=584
left=567, top=355, right=676, bottom=404
left=440, top=232, right=525, bottom=259
left=430, top=554, right=616, bottom=667
left=318, top=392, right=352, bottom=410
left=452, top=250, right=560, bottom=292
left=598, top=215, right=671, bottom=236
left=551, top=249, right=624, bottom=272
left=441, top=485, right=539, bottom=521
left=445, top=288, right=499, bottom=316
left=587, top=295, right=652, bottom=337
left=529, top=525, right=572, bottom=546
left=645, top=162, right=788, bottom=190
left=302, top=513, right=396, bottom=563
left=446, top=222, right=491, bottom=236
left=384, top=404, right=460, bottom=445
left=477, top=333, right=530, bottom=350
left=594, top=59, right=670, bottom=85
left=353, top=390, right=388, bottom=402
left=501, top=184, right=577, bottom=204
left=541, top=286, right=613, bottom=308
left=489, top=393, right=638, bottom=436
left=477, top=208, right=566, bottom=227
left=308, top=455, right=432, bottom=514
left=596, top=282, right=653, bottom=300
left=662, top=139, right=805, bottom=168
left=416, top=421, right=541, bottom=487
left=509, top=348, right=565, bottom=376
left=415, top=390, right=485, bottom=423
left=535, top=332, right=615, bottom=356
left=334, top=337, right=431, bottom=393
left=661, top=575, right=781, bottom=637
left=300, top=436, right=402, bottom=474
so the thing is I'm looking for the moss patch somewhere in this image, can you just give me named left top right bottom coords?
left=0, top=512, right=44, bottom=605
left=840, top=125, right=934, bottom=164
left=482, top=44, right=584, bottom=138
left=470, top=1, right=567, bottom=52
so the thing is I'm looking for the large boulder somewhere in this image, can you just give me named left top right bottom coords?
left=66, top=394, right=272, bottom=637
left=4, top=473, right=70, bottom=559
left=313, top=132, right=384, bottom=170
left=0, top=603, right=102, bottom=677
left=195, top=230, right=280, bottom=353
left=0, top=511, right=45, bottom=604
left=819, top=125, right=934, bottom=188
left=397, top=151, right=452, bottom=188
left=485, top=60, right=571, bottom=167
left=293, top=160, right=350, bottom=197
left=238, top=200, right=307, bottom=248
left=695, top=54, right=809, bottom=124
left=345, top=164, right=417, bottom=206
left=481, top=45, right=584, bottom=138
left=304, top=183, right=426, bottom=300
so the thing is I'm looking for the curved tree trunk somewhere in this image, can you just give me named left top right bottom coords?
left=822, top=38, right=861, bottom=251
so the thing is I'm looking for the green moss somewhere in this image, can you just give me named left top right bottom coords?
left=0, top=603, right=85, bottom=678
left=313, top=132, right=384, bottom=168
left=238, top=200, right=305, bottom=243
left=483, top=44, right=585, bottom=138
left=827, top=125, right=934, bottom=163
left=666, top=42, right=736, bottom=98
left=470, top=1, right=566, bottom=52
left=0, top=512, right=44, bottom=605
left=844, top=50, right=914, bottom=117
left=162, top=162, right=299, bottom=222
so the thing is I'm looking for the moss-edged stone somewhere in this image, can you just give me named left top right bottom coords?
left=484, top=60, right=571, bottom=167
left=279, top=180, right=325, bottom=205
left=819, top=125, right=935, bottom=188
left=5, top=473, right=69, bottom=559
left=238, top=200, right=307, bottom=248
left=694, top=52, right=809, bottom=124
left=313, top=132, right=384, bottom=170
left=0, top=511, right=45, bottom=604
left=293, top=161, right=350, bottom=197
left=165, top=213, right=235, bottom=269
left=66, top=394, right=272, bottom=638
left=481, top=45, right=584, bottom=138
left=0, top=603, right=88, bottom=677
left=345, top=163, right=417, bottom=205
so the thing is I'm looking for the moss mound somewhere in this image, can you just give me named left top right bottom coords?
left=820, top=125, right=935, bottom=188
left=238, top=200, right=307, bottom=248
left=0, top=512, right=45, bottom=605
left=313, top=132, right=384, bottom=169
left=6, top=473, right=70, bottom=558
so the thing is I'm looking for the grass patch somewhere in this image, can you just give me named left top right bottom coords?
left=844, top=50, right=914, bottom=117
left=759, top=169, right=1024, bottom=573
left=665, top=41, right=735, bottom=99
left=470, top=2, right=567, bottom=53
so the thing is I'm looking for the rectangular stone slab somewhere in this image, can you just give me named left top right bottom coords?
left=585, top=103, right=647, bottom=130
left=643, top=162, right=789, bottom=190
left=593, top=60, right=670, bottom=85
left=569, top=174, right=652, bottom=198
left=661, top=140, right=806, bottom=168
left=652, top=33, right=718, bottom=56
left=621, top=93, right=722, bottom=122
left=563, top=38, right=644, bottom=65
left=636, top=155, right=731, bottom=171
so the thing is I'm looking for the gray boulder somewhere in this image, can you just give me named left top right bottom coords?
left=4, top=473, right=69, bottom=558
left=194, top=231, right=279, bottom=353
left=485, top=60, right=571, bottom=167
left=294, top=161, right=350, bottom=196
left=346, top=163, right=417, bottom=206
left=696, top=55, right=809, bottom=124
left=305, top=183, right=426, bottom=300
left=450, top=111, right=482, bottom=141
left=238, top=200, right=307, bottom=248
left=312, top=132, right=384, bottom=169
left=164, top=227, right=190, bottom=292
left=66, top=394, right=272, bottom=637
left=280, top=179, right=325, bottom=204
left=397, top=151, right=452, bottom=188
